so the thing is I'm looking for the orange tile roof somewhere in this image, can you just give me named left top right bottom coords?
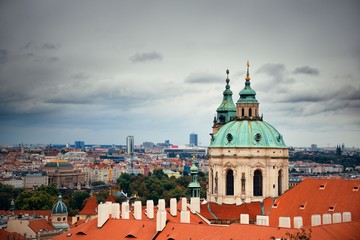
left=13, top=210, right=52, bottom=218
left=28, top=219, right=55, bottom=233
left=0, top=229, right=25, bottom=240
left=156, top=222, right=224, bottom=240
left=79, top=197, right=98, bottom=215
left=52, top=218, right=156, bottom=240
left=269, top=178, right=360, bottom=227
left=200, top=201, right=261, bottom=221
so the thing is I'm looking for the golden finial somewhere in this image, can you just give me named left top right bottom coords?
left=245, top=61, right=251, bottom=81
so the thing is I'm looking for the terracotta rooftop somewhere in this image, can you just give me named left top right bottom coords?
left=200, top=201, right=261, bottom=222
left=0, top=229, right=25, bottom=240
left=28, top=219, right=55, bottom=233
left=269, top=178, right=360, bottom=227
left=79, top=197, right=98, bottom=216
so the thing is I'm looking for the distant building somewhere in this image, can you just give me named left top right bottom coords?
left=74, top=141, right=85, bottom=150
left=310, top=144, right=317, bottom=151
left=126, top=136, right=134, bottom=154
left=1, top=177, right=24, bottom=188
left=24, top=172, right=48, bottom=189
left=189, top=133, right=198, bottom=147
left=43, top=160, right=86, bottom=188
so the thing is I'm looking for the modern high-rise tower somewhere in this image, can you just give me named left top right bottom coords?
left=189, top=133, right=198, bottom=147
left=126, top=136, right=134, bottom=155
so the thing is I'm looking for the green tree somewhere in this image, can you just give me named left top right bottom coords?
left=0, top=192, right=12, bottom=210
left=71, top=190, right=90, bottom=211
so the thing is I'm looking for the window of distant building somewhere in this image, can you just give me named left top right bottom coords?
left=253, top=170, right=263, bottom=196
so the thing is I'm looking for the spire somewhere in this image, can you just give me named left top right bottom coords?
left=215, top=69, right=236, bottom=125
left=245, top=61, right=251, bottom=81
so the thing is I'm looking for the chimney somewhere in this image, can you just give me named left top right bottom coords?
left=279, top=217, right=291, bottom=228
left=156, top=207, right=167, bottom=231
left=240, top=214, right=249, bottom=224
left=256, top=215, right=269, bottom=226
left=170, top=198, right=177, bottom=216
left=311, top=214, right=321, bottom=226
left=343, top=212, right=351, bottom=222
left=322, top=213, right=332, bottom=224
left=146, top=200, right=154, bottom=219
left=181, top=197, right=187, bottom=211
left=134, top=201, right=142, bottom=220
left=158, top=199, right=166, bottom=211
left=97, top=203, right=110, bottom=228
left=190, top=197, right=200, bottom=213
left=111, top=203, right=120, bottom=219
left=293, top=216, right=303, bottom=229
left=121, top=202, right=130, bottom=219
left=332, top=213, right=342, bottom=223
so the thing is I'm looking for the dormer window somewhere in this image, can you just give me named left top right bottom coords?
left=273, top=203, right=278, bottom=208
left=353, top=186, right=359, bottom=191
left=329, top=206, right=335, bottom=211
left=319, top=184, right=326, bottom=190
left=299, top=203, right=306, bottom=210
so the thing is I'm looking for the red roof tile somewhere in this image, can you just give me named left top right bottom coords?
left=269, top=178, right=360, bottom=227
left=79, top=197, right=98, bottom=215
left=28, top=219, right=55, bottom=233
left=0, top=229, right=25, bottom=240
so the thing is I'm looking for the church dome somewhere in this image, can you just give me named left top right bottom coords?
left=210, top=120, right=287, bottom=148
left=52, top=195, right=68, bottom=215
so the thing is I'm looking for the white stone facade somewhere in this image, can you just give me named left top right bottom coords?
left=207, top=147, right=289, bottom=205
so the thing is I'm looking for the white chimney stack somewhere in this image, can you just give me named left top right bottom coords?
left=293, top=216, right=303, bottom=229
left=170, top=198, right=177, bottom=216
left=121, top=202, right=130, bottom=219
left=134, top=201, right=142, bottom=220
left=240, top=214, right=249, bottom=224
left=256, top=215, right=269, bottom=226
left=146, top=200, right=154, bottom=219
left=97, top=203, right=109, bottom=228
left=343, top=212, right=351, bottom=222
left=311, top=214, right=321, bottom=226
left=158, top=199, right=166, bottom=211
left=322, top=213, right=332, bottom=224
left=332, top=213, right=342, bottom=223
left=111, top=203, right=120, bottom=219
left=181, top=197, right=187, bottom=211
left=279, top=217, right=291, bottom=228
left=190, top=197, right=200, bottom=213
left=156, top=208, right=167, bottom=231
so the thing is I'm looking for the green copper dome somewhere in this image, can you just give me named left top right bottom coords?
left=52, top=195, right=68, bottom=215
left=210, top=120, right=287, bottom=148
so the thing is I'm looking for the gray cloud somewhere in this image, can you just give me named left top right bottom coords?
left=184, top=72, right=222, bottom=84
left=0, top=49, right=7, bottom=64
left=293, top=66, right=320, bottom=76
left=129, top=51, right=163, bottom=63
left=23, top=42, right=60, bottom=50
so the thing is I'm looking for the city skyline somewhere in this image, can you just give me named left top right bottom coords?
left=0, top=1, right=359, bottom=148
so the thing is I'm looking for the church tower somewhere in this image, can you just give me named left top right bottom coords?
left=207, top=63, right=289, bottom=205
left=212, top=70, right=236, bottom=135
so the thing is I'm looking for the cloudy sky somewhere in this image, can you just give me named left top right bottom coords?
left=0, top=0, right=359, bottom=148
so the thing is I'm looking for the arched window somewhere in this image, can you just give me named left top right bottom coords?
left=226, top=170, right=234, bottom=195
left=278, top=170, right=282, bottom=196
left=249, top=108, right=252, bottom=117
left=241, top=108, right=245, bottom=117
left=219, top=115, right=225, bottom=123
left=253, top=170, right=262, bottom=196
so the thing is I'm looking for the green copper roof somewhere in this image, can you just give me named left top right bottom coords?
left=237, top=81, right=258, bottom=103
left=210, top=120, right=287, bottom=148
left=216, top=70, right=236, bottom=124
left=52, top=195, right=68, bottom=215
